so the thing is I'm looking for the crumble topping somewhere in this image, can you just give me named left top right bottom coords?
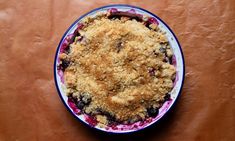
left=59, top=12, right=176, bottom=124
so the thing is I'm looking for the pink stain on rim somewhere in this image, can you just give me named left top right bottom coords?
left=108, top=8, right=118, bottom=13
left=60, top=34, right=73, bottom=53
left=77, top=23, right=84, bottom=30
left=173, top=72, right=179, bottom=87
left=147, top=17, right=159, bottom=25
left=172, top=55, right=177, bottom=67
left=58, top=70, right=64, bottom=84
left=67, top=98, right=81, bottom=114
left=127, top=9, right=136, bottom=14
left=84, top=115, right=98, bottom=127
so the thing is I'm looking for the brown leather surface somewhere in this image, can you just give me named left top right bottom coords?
left=0, top=0, right=234, bottom=140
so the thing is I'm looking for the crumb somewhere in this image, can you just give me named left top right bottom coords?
left=62, top=12, right=176, bottom=123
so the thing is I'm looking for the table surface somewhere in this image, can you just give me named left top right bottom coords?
left=0, top=0, right=235, bottom=140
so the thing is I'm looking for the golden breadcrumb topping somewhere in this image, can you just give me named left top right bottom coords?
left=60, top=14, right=175, bottom=123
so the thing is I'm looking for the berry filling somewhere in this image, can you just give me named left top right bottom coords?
left=147, top=107, right=159, bottom=117
left=58, top=59, right=70, bottom=72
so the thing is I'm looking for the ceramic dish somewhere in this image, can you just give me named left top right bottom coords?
left=54, top=4, right=185, bottom=133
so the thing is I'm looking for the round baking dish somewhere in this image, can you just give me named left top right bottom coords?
left=54, top=4, right=185, bottom=133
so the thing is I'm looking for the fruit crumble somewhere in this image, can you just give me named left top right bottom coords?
left=58, top=10, right=176, bottom=126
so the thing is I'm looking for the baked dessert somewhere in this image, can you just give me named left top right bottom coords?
left=58, top=9, right=176, bottom=127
